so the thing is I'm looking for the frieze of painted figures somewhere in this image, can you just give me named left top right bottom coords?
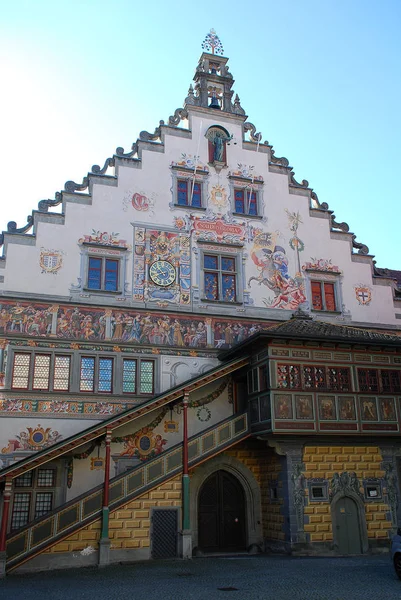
left=0, top=300, right=276, bottom=349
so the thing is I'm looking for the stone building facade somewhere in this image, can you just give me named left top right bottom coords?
left=0, top=31, right=400, bottom=575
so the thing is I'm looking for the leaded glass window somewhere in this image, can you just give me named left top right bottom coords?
left=123, top=359, right=137, bottom=393
left=32, top=354, right=51, bottom=390
left=277, top=364, right=301, bottom=389
left=140, top=360, right=154, bottom=394
left=12, top=353, right=31, bottom=389
left=98, top=358, right=113, bottom=392
left=80, top=356, right=95, bottom=391
left=53, top=355, right=71, bottom=391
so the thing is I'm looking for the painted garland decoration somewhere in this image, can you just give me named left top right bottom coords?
left=196, top=406, right=211, bottom=422
left=189, top=379, right=228, bottom=408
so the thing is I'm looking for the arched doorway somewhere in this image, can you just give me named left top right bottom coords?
left=198, top=470, right=246, bottom=552
left=334, top=496, right=362, bottom=554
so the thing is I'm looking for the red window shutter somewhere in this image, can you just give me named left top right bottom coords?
left=311, top=282, right=323, bottom=310
left=324, top=283, right=336, bottom=311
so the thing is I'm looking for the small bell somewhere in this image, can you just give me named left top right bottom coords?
left=209, top=93, right=220, bottom=110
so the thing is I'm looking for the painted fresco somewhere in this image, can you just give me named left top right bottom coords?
left=1, top=425, right=62, bottom=454
left=318, top=396, right=337, bottom=420
left=0, top=302, right=54, bottom=336
left=110, top=312, right=207, bottom=347
left=302, top=258, right=341, bottom=273
left=0, top=397, right=129, bottom=417
left=338, top=396, right=357, bottom=420
left=78, top=230, right=131, bottom=249
left=122, top=189, right=156, bottom=216
left=57, top=307, right=106, bottom=340
left=0, top=300, right=278, bottom=350
left=248, top=211, right=306, bottom=310
left=212, top=319, right=264, bottom=349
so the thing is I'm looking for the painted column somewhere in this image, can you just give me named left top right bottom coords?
left=182, top=392, right=190, bottom=530
left=98, top=429, right=112, bottom=567
left=180, top=392, right=192, bottom=558
left=0, top=477, right=12, bottom=578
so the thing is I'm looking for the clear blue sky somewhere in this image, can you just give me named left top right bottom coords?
left=1, top=0, right=400, bottom=269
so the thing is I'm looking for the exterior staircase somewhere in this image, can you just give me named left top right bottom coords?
left=5, top=412, right=249, bottom=572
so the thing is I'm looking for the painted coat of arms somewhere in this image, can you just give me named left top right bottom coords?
left=40, top=249, right=63, bottom=274
left=354, top=285, right=372, bottom=305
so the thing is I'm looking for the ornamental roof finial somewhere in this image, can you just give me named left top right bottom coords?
left=201, top=28, right=224, bottom=55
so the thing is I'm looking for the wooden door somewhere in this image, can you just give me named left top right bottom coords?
left=335, top=496, right=361, bottom=554
left=198, top=470, right=246, bottom=552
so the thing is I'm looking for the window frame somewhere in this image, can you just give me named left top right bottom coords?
left=176, top=178, right=203, bottom=208
left=11, top=351, right=72, bottom=392
left=277, top=363, right=352, bottom=392
left=87, top=256, right=120, bottom=293
left=8, top=349, right=157, bottom=397
left=228, top=178, right=264, bottom=219
left=310, top=280, right=338, bottom=312
left=79, top=355, right=114, bottom=394
left=170, top=166, right=208, bottom=211
left=233, top=187, right=258, bottom=216
left=200, top=249, right=243, bottom=304
left=10, top=467, right=58, bottom=532
left=122, top=357, right=155, bottom=396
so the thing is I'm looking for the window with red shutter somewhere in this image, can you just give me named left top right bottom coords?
left=311, top=282, right=323, bottom=310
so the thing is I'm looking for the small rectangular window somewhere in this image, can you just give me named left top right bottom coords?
left=32, top=354, right=51, bottom=390
left=11, top=493, right=31, bottom=530
left=358, top=369, right=379, bottom=393
left=14, top=472, right=33, bottom=488
left=123, top=359, right=137, bottom=393
left=12, top=353, right=31, bottom=389
left=53, top=355, right=71, bottom=391
left=37, top=469, right=56, bottom=488
left=311, top=281, right=337, bottom=312
left=311, top=486, right=324, bottom=499
left=88, top=257, right=102, bottom=290
left=259, top=365, right=268, bottom=391
left=80, top=356, right=95, bottom=392
left=177, top=179, right=202, bottom=208
left=88, top=257, right=119, bottom=292
left=203, top=254, right=237, bottom=303
left=139, top=360, right=154, bottom=394
left=234, top=188, right=258, bottom=216
left=98, top=358, right=113, bottom=392
left=35, top=492, right=53, bottom=519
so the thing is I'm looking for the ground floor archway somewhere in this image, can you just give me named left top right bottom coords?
left=198, top=469, right=246, bottom=552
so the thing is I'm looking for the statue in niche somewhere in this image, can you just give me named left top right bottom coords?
left=206, top=126, right=232, bottom=169
left=213, top=131, right=225, bottom=161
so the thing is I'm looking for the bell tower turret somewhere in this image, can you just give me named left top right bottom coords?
left=184, top=29, right=246, bottom=116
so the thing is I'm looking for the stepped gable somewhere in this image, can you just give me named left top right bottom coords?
left=0, top=30, right=373, bottom=263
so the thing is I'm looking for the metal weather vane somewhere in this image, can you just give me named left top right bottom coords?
left=201, top=29, right=224, bottom=55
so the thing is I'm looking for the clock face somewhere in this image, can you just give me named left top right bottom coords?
left=149, top=260, right=176, bottom=287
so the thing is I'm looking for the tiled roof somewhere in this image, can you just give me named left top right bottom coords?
left=219, top=315, right=401, bottom=359
left=262, top=317, right=401, bottom=344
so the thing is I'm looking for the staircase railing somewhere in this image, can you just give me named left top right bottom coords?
left=6, top=412, right=248, bottom=571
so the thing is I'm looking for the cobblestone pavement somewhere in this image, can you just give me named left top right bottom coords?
left=0, top=554, right=400, bottom=600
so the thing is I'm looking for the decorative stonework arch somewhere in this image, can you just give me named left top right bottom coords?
left=330, top=490, right=369, bottom=554
left=190, top=453, right=263, bottom=553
